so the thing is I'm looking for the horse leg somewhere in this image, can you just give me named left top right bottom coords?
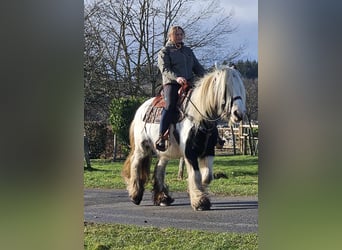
left=184, top=155, right=211, bottom=211
left=152, top=157, right=174, bottom=206
left=198, top=156, right=214, bottom=192
left=126, top=148, right=151, bottom=205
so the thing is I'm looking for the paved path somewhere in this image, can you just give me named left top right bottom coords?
left=84, top=189, right=258, bottom=233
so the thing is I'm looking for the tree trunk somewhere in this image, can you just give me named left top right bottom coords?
left=84, top=134, right=92, bottom=169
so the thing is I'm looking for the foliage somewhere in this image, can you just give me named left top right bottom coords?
left=84, top=155, right=258, bottom=196
left=84, top=222, right=258, bottom=250
left=84, top=121, right=113, bottom=159
left=235, top=60, right=258, bottom=79
left=109, top=96, right=146, bottom=148
left=252, top=127, right=258, bottom=137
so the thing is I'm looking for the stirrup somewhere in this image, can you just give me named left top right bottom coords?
left=155, top=136, right=166, bottom=152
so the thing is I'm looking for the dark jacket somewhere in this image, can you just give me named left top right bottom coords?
left=158, top=41, right=205, bottom=86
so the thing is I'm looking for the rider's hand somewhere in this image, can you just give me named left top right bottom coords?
left=176, top=77, right=187, bottom=85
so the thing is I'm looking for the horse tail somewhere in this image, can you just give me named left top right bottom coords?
left=122, top=120, right=151, bottom=185
left=122, top=120, right=135, bottom=183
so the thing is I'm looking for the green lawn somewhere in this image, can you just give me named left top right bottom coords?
left=84, top=155, right=258, bottom=196
left=84, top=222, right=257, bottom=250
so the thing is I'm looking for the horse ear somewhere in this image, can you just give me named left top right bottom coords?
left=214, top=63, right=225, bottom=71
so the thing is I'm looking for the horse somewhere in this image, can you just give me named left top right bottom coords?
left=122, top=66, right=246, bottom=211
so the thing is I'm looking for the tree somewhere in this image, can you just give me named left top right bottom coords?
left=84, top=0, right=244, bottom=123
left=235, top=59, right=258, bottom=79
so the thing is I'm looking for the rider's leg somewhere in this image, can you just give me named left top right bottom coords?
left=156, top=84, right=180, bottom=151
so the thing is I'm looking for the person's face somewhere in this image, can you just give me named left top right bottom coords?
left=171, top=29, right=184, bottom=44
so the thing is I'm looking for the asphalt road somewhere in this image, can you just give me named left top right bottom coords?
left=84, top=188, right=258, bottom=233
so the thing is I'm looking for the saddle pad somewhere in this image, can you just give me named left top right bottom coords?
left=143, top=89, right=192, bottom=123
left=143, top=104, right=164, bottom=123
left=143, top=95, right=187, bottom=124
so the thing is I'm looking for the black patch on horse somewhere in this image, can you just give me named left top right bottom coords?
left=185, top=121, right=218, bottom=170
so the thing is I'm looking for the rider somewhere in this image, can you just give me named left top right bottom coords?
left=155, top=26, right=205, bottom=151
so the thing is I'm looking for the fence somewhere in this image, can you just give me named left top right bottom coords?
left=217, top=124, right=258, bottom=156
left=85, top=122, right=258, bottom=161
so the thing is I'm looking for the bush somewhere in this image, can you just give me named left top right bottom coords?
left=84, top=121, right=113, bottom=159
left=109, top=96, right=146, bottom=148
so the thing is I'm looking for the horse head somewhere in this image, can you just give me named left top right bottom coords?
left=186, top=65, right=246, bottom=125
left=218, top=66, right=246, bottom=124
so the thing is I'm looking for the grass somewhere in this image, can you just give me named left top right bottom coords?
left=84, top=222, right=258, bottom=250
left=84, top=155, right=258, bottom=196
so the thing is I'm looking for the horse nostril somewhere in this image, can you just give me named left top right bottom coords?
left=234, top=110, right=242, bottom=121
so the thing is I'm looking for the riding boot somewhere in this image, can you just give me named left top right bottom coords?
left=155, top=135, right=166, bottom=152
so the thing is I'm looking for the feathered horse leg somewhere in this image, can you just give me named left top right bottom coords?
left=122, top=121, right=151, bottom=205
left=184, top=142, right=211, bottom=211
left=152, top=157, right=174, bottom=206
left=184, top=158, right=211, bottom=211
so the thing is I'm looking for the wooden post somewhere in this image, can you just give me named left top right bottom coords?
left=113, top=133, right=117, bottom=162
left=247, top=116, right=255, bottom=155
left=178, top=157, right=185, bottom=180
left=231, top=125, right=236, bottom=155
left=244, top=135, right=248, bottom=155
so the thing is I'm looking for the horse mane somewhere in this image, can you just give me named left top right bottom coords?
left=188, top=68, right=235, bottom=123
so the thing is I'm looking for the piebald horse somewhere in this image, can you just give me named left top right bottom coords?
left=122, top=66, right=246, bottom=211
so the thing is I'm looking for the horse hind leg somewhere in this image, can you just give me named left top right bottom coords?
left=152, top=158, right=174, bottom=206
left=131, top=154, right=151, bottom=205
left=124, top=142, right=152, bottom=205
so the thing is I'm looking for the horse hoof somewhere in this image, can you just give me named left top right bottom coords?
left=195, top=205, right=211, bottom=211
left=130, top=197, right=142, bottom=205
left=130, top=193, right=143, bottom=205
left=159, top=197, right=175, bottom=206
left=154, top=194, right=174, bottom=206
left=194, top=197, right=211, bottom=211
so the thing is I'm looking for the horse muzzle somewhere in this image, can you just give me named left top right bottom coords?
left=230, top=107, right=245, bottom=123
left=233, top=110, right=244, bottom=122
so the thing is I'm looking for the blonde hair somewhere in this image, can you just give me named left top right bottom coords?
left=168, top=26, right=185, bottom=42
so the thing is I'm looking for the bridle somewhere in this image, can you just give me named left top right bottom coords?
left=184, top=93, right=243, bottom=122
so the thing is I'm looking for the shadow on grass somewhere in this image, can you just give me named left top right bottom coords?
left=214, top=158, right=258, bottom=166
left=213, top=171, right=258, bottom=178
left=84, top=167, right=111, bottom=172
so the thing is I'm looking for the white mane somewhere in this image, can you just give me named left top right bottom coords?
left=187, top=67, right=245, bottom=123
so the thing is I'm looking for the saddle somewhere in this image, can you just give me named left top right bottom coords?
left=143, top=83, right=192, bottom=124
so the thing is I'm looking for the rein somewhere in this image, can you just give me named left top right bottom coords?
left=185, top=96, right=223, bottom=122
left=184, top=94, right=242, bottom=122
